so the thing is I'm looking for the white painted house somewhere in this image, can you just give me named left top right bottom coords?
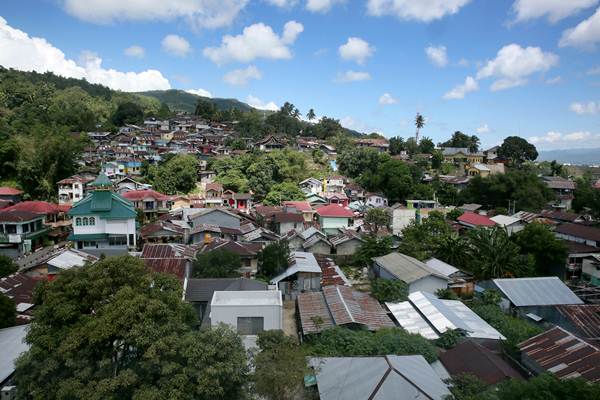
left=210, top=290, right=283, bottom=335
left=67, top=174, right=137, bottom=257
left=57, top=175, right=95, bottom=205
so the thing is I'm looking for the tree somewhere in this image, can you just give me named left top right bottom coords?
left=254, top=331, right=308, bottom=400
left=389, top=136, right=405, bottom=155
left=431, top=149, right=444, bottom=170
left=445, top=208, right=463, bottom=221
left=0, top=293, right=16, bottom=328
left=435, top=233, right=470, bottom=271
left=512, top=223, right=567, bottom=276
left=440, top=131, right=480, bottom=152
left=435, top=329, right=464, bottom=349
left=14, top=256, right=248, bottom=400
left=338, top=147, right=387, bottom=179
left=398, top=213, right=451, bottom=261
left=259, top=240, right=290, bottom=278
left=418, top=137, right=435, bottom=154
left=493, top=373, right=600, bottom=400
left=572, top=176, right=600, bottom=218
left=306, top=108, right=316, bottom=122
left=194, top=98, right=217, bottom=120
left=263, top=182, right=305, bottom=205
left=466, top=227, right=534, bottom=280
left=193, top=249, right=241, bottom=278
left=414, top=113, right=425, bottom=143
left=364, top=208, right=389, bottom=235
left=148, top=154, right=198, bottom=194
left=354, top=236, right=392, bottom=267
left=360, top=159, right=414, bottom=204
left=0, top=255, right=18, bottom=277
left=370, top=278, right=408, bottom=302
left=111, top=101, right=144, bottom=126
left=498, top=136, right=538, bottom=166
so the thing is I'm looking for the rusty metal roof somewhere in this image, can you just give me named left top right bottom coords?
left=556, top=305, right=600, bottom=344
left=519, top=326, right=600, bottom=383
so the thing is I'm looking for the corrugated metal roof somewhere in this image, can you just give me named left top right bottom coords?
left=555, top=305, right=600, bottom=344
left=211, top=290, right=282, bottom=306
left=425, top=258, right=459, bottom=278
left=386, top=301, right=440, bottom=339
left=312, top=355, right=451, bottom=400
left=184, top=278, right=267, bottom=302
left=373, top=252, right=448, bottom=284
left=519, top=326, right=600, bottom=383
left=490, top=214, right=521, bottom=227
left=0, top=325, right=29, bottom=384
left=493, top=277, right=583, bottom=307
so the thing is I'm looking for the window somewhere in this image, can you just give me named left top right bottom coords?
left=89, top=217, right=95, bottom=226
left=83, top=217, right=89, bottom=226
left=108, top=236, right=127, bottom=246
left=6, top=225, right=16, bottom=234
left=22, top=224, right=30, bottom=233
left=237, top=317, right=264, bottom=335
left=75, top=218, right=82, bottom=226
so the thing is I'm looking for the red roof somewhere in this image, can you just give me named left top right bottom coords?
left=0, top=187, right=23, bottom=196
left=122, top=189, right=169, bottom=201
left=4, top=201, right=60, bottom=215
left=283, top=201, right=313, bottom=212
left=457, top=211, right=496, bottom=227
left=316, top=204, right=354, bottom=218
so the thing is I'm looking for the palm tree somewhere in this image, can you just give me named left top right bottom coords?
left=415, top=113, right=425, bottom=143
left=292, top=107, right=301, bottom=120
left=307, top=108, right=316, bottom=122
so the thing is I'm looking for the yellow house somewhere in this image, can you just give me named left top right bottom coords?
left=442, top=147, right=484, bottom=164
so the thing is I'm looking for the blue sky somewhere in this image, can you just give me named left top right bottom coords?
left=1, top=0, right=600, bottom=150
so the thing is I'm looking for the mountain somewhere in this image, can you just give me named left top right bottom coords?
left=139, top=89, right=254, bottom=113
left=538, top=148, right=600, bottom=166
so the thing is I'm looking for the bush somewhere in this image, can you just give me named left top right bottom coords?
left=370, top=278, right=408, bottom=303
left=435, top=288, right=459, bottom=300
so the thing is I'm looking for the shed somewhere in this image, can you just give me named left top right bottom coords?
left=210, top=290, right=283, bottom=335
left=372, top=252, right=449, bottom=293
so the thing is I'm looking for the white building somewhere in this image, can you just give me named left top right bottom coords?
left=210, top=290, right=283, bottom=335
left=390, top=200, right=445, bottom=236
left=67, top=174, right=137, bottom=257
left=490, top=215, right=524, bottom=235
left=57, top=175, right=95, bottom=205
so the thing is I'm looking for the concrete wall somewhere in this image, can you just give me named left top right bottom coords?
left=210, top=303, right=282, bottom=332
left=408, top=276, right=448, bottom=294
left=191, top=210, right=240, bottom=229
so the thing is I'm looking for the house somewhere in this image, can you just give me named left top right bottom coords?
left=210, top=290, right=283, bottom=336
left=57, top=174, right=95, bottom=205
left=389, top=200, right=443, bottom=236
left=301, top=232, right=332, bottom=255
left=187, top=208, right=241, bottom=230
left=195, top=238, right=263, bottom=277
left=305, top=193, right=328, bottom=206
left=254, top=135, right=285, bottom=152
left=115, top=176, right=151, bottom=194
left=282, top=201, right=314, bottom=222
left=554, top=304, right=600, bottom=345
left=0, top=273, right=41, bottom=323
left=309, top=355, right=451, bottom=400
left=0, top=210, right=50, bottom=258
left=273, top=212, right=305, bottom=236
left=0, top=325, right=30, bottom=391
left=140, top=220, right=186, bottom=243
left=582, top=254, right=600, bottom=287
left=542, top=176, right=576, bottom=209
left=540, top=210, right=587, bottom=224
left=425, top=258, right=474, bottom=296
left=483, top=145, right=500, bottom=161
left=0, top=187, right=23, bottom=205
left=489, top=214, right=524, bottom=235
left=457, top=211, right=496, bottom=229
left=354, top=138, right=390, bottom=152
left=439, top=340, right=522, bottom=385
left=199, top=170, right=216, bottom=185
left=183, top=277, right=268, bottom=328
left=30, top=248, right=98, bottom=279
left=204, top=183, right=224, bottom=207
left=323, top=192, right=349, bottom=207
left=325, top=175, right=345, bottom=193
left=285, top=227, right=327, bottom=252
left=67, top=174, right=137, bottom=257
left=344, top=182, right=366, bottom=202
left=271, top=251, right=323, bottom=299
left=222, top=190, right=253, bottom=212
left=330, top=230, right=364, bottom=256
left=441, top=147, right=484, bottom=164
left=140, top=243, right=192, bottom=282
left=563, top=241, right=600, bottom=280
left=365, top=193, right=388, bottom=208
left=519, top=326, right=600, bottom=383
left=297, top=285, right=394, bottom=335
left=554, top=223, right=600, bottom=248
left=122, top=189, right=171, bottom=219
left=467, top=162, right=491, bottom=177
left=386, top=291, right=505, bottom=341
left=315, top=204, right=354, bottom=235
left=492, top=277, right=583, bottom=321
left=372, top=252, right=449, bottom=294
left=299, top=177, right=323, bottom=195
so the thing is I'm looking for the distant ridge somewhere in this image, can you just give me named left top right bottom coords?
left=538, top=148, right=600, bottom=165
left=139, top=89, right=254, bottom=113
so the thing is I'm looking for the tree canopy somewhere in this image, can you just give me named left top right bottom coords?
left=14, top=256, right=247, bottom=400
left=0, top=293, right=16, bottom=329
left=512, top=223, right=567, bottom=276
left=0, top=255, right=18, bottom=278
left=147, top=154, right=199, bottom=194
left=439, top=131, right=480, bottom=152
left=192, top=249, right=241, bottom=278
left=498, top=136, right=538, bottom=166
left=258, top=240, right=290, bottom=279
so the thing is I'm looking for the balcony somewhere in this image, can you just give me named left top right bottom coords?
left=0, top=226, right=51, bottom=244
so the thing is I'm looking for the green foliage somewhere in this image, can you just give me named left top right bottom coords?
left=111, top=101, right=144, bottom=126
left=370, top=278, right=408, bottom=303
left=435, top=329, right=464, bottom=349
left=572, top=175, right=600, bottom=218
left=360, top=159, right=415, bottom=203
left=0, top=255, right=18, bottom=277
left=0, top=293, right=16, bottom=328
left=512, top=223, right=567, bottom=276
left=418, top=137, right=435, bottom=154
left=446, top=208, right=463, bottom=221
left=259, top=240, right=290, bottom=279
left=498, top=136, right=538, bottom=166
left=306, top=327, right=438, bottom=363
left=440, top=131, right=480, bottom=152
left=193, top=249, right=241, bottom=278
left=445, top=373, right=492, bottom=400
left=398, top=213, right=452, bottom=260
left=142, top=89, right=252, bottom=114
left=14, top=255, right=248, bottom=400
left=338, top=147, right=388, bottom=179
left=364, top=208, right=390, bottom=234
left=147, top=154, right=198, bottom=194
left=354, top=236, right=392, bottom=267
left=435, top=288, right=459, bottom=300
left=263, top=182, right=306, bottom=205
left=458, top=170, right=553, bottom=212
left=254, top=330, right=308, bottom=400
left=389, top=136, right=405, bottom=155
left=194, top=98, right=218, bottom=120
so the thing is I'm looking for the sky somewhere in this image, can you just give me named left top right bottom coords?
left=1, top=0, right=600, bottom=150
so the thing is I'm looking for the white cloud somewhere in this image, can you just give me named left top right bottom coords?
left=366, top=0, right=471, bottom=23
left=559, top=7, right=600, bottom=49
left=512, top=0, right=598, bottom=23
left=529, top=131, right=600, bottom=148
left=379, top=93, right=398, bottom=105
left=0, top=17, right=170, bottom=92
left=443, top=76, right=479, bottom=99
left=476, top=124, right=490, bottom=134
left=61, top=0, right=248, bottom=30
left=186, top=88, right=213, bottom=97
left=223, top=65, right=262, bottom=85
left=338, top=37, right=375, bottom=65
left=335, top=70, right=372, bottom=82
left=246, top=95, right=278, bottom=111
left=340, top=116, right=381, bottom=134
left=546, top=76, right=562, bottom=84
left=306, top=0, right=344, bottom=13
left=587, top=65, right=600, bottom=75
left=425, top=45, right=448, bottom=67
left=570, top=101, right=599, bottom=114
left=124, top=45, right=145, bottom=58
left=161, top=34, right=191, bottom=57
left=203, top=21, right=303, bottom=65
left=476, top=44, right=558, bottom=91
left=265, top=0, right=298, bottom=7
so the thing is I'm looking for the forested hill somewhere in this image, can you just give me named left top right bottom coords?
left=139, top=89, right=253, bottom=113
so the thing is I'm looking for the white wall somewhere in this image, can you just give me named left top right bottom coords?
left=210, top=304, right=282, bottom=332
left=408, top=276, right=448, bottom=294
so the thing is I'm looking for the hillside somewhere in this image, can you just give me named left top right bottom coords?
left=139, top=89, right=254, bottom=113
left=538, top=148, right=600, bottom=166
